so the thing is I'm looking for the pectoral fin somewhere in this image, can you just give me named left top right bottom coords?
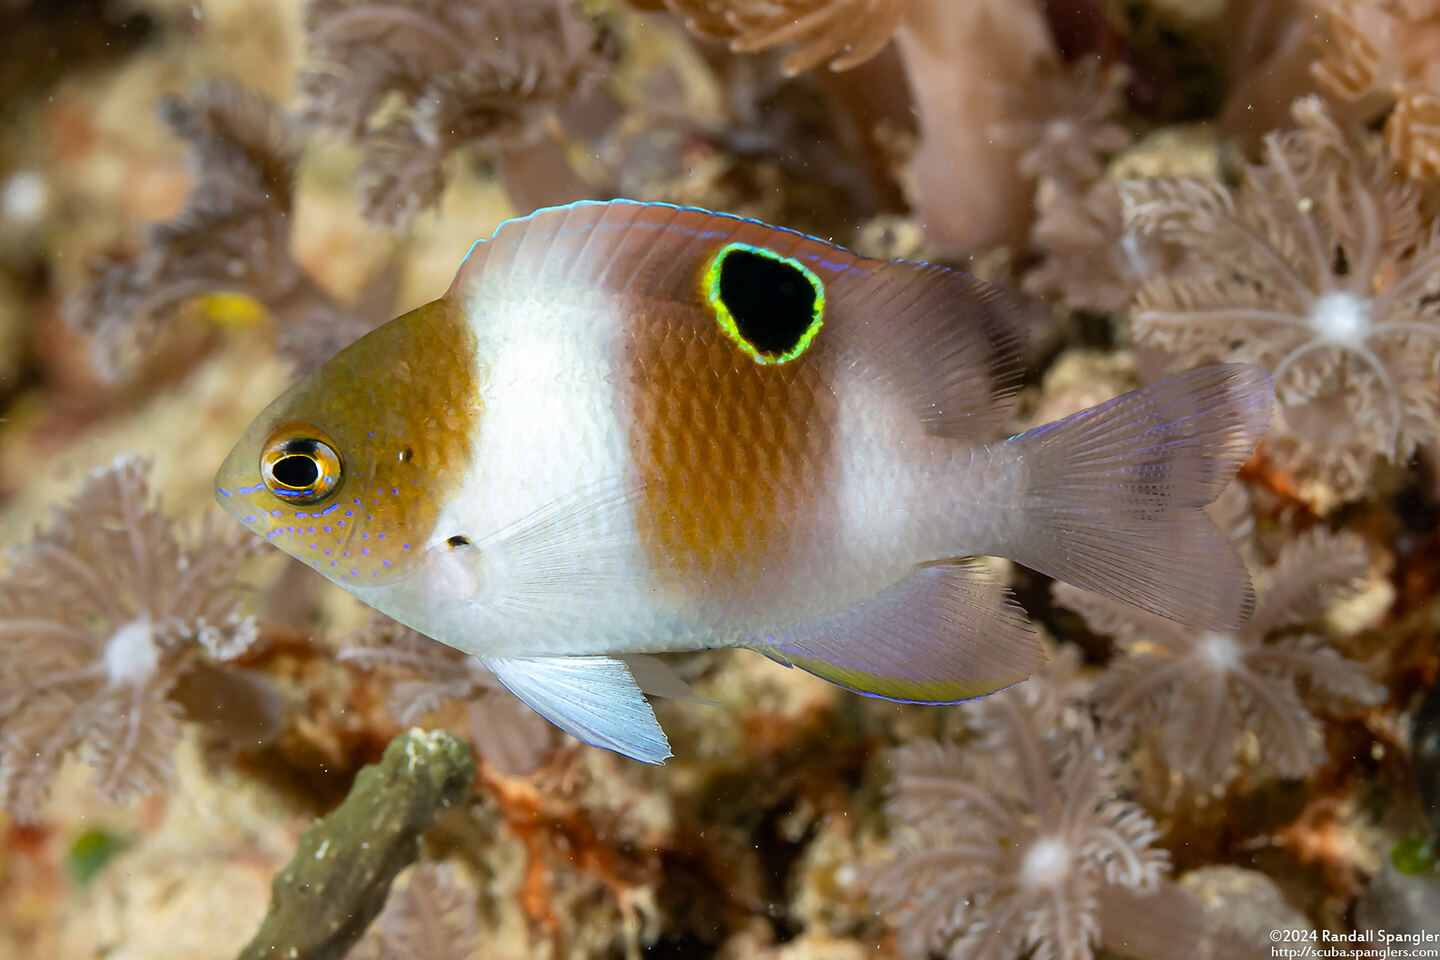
left=483, top=655, right=672, bottom=764
left=452, top=478, right=646, bottom=629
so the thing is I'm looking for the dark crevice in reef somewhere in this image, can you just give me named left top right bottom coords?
left=0, top=1, right=157, bottom=113
left=652, top=710, right=874, bottom=957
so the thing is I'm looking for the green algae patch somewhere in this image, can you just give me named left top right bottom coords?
left=1392, top=834, right=1438, bottom=877
left=66, top=828, right=130, bottom=886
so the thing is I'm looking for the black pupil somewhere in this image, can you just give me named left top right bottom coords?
left=716, top=249, right=817, bottom=357
left=274, top=454, right=320, bottom=489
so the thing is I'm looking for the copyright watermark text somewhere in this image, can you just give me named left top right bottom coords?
left=1269, top=929, right=1440, bottom=958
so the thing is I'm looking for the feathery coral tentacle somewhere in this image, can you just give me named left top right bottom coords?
left=301, top=0, right=606, bottom=228
left=874, top=660, right=1171, bottom=960
left=1122, top=96, right=1440, bottom=504
left=0, top=456, right=260, bottom=820
left=1057, top=522, right=1381, bottom=791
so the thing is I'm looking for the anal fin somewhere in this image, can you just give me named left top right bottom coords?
left=754, top=560, right=1044, bottom=703
left=483, top=655, right=672, bottom=764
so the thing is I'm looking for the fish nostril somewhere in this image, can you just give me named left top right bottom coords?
left=446, top=534, right=471, bottom=548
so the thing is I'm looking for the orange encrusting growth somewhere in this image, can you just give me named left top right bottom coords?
left=618, top=283, right=840, bottom=616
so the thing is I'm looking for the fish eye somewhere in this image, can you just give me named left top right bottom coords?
left=260, top=431, right=342, bottom=504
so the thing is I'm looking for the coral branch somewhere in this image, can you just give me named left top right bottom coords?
left=234, top=728, right=477, bottom=960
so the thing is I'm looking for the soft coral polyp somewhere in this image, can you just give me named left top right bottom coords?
left=1308, top=291, right=1372, bottom=348
left=1056, top=523, right=1383, bottom=790
left=1019, top=835, right=1075, bottom=890
left=1122, top=97, right=1440, bottom=500
left=102, top=617, right=160, bottom=688
left=0, top=457, right=260, bottom=820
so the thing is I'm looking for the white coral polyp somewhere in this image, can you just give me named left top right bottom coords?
left=1019, top=835, right=1074, bottom=889
left=1309, top=291, right=1372, bottom=347
left=102, top=617, right=160, bottom=687
left=1199, top=631, right=1241, bottom=672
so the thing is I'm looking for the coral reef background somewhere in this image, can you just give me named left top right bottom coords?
left=1, top=1, right=1439, bottom=958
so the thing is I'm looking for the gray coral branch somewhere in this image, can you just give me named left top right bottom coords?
left=234, top=729, right=477, bottom=960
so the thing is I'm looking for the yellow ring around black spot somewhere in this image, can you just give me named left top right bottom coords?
left=702, top=242, right=825, bottom=364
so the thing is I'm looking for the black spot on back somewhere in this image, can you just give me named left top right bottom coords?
left=717, top=248, right=819, bottom=358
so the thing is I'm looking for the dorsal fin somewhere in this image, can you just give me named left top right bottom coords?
left=447, top=200, right=1024, bottom=440
left=825, top=259, right=1024, bottom=439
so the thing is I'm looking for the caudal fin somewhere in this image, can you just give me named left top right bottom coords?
left=1004, top=364, right=1272, bottom=630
